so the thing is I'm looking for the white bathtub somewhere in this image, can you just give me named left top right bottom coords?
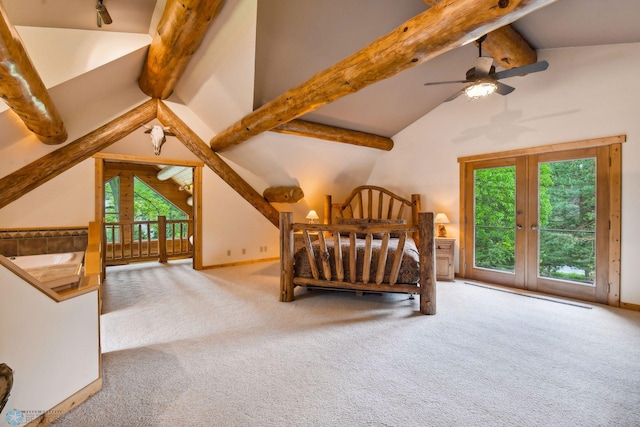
left=7, top=251, right=85, bottom=289
left=9, top=251, right=85, bottom=270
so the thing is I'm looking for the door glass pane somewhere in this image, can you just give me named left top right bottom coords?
left=538, top=158, right=596, bottom=285
left=474, top=166, right=516, bottom=272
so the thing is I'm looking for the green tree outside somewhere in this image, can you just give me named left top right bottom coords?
left=104, top=176, right=188, bottom=243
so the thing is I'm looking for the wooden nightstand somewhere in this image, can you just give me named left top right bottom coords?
left=435, top=238, right=455, bottom=281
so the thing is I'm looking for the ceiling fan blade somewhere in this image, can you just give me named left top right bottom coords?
left=424, top=80, right=468, bottom=86
left=443, top=90, right=464, bottom=102
left=474, top=56, right=494, bottom=77
left=493, top=60, right=549, bottom=80
left=495, top=82, right=515, bottom=96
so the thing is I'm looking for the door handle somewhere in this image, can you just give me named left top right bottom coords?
left=531, top=225, right=539, bottom=230
left=516, top=225, right=523, bottom=230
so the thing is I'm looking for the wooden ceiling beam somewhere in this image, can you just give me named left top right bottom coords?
left=156, top=100, right=280, bottom=228
left=0, top=3, right=67, bottom=144
left=0, top=100, right=157, bottom=209
left=270, top=119, right=393, bottom=151
left=210, top=0, right=555, bottom=152
left=421, top=0, right=536, bottom=68
left=139, top=0, right=225, bottom=99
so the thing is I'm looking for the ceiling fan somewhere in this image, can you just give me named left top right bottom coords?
left=424, top=35, right=549, bottom=102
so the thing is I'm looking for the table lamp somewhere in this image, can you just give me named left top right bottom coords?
left=434, top=213, right=450, bottom=237
left=306, top=210, right=319, bottom=224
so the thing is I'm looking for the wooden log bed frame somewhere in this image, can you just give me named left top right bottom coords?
left=279, top=186, right=436, bottom=315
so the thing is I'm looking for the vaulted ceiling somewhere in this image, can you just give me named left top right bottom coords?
left=3, top=0, right=640, bottom=143
left=254, top=0, right=640, bottom=137
left=1, top=0, right=639, bottom=224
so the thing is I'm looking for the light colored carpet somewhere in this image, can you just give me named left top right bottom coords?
left=53, top=260, right=640, bottom=426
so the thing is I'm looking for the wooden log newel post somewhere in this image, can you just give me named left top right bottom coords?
left=279, top=212, right=295, bottom=302
left=158, top=216, right=168, bottom=263
left=418, top=212, right=436, bottom=315
left=210, top=0, right=556, bottom=151
left=139, top=0, right=225, bottom=99
left=0, top=3, right=67, bottom=144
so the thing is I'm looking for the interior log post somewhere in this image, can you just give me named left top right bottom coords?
left=421, top=0, right=537, bottom=68
left=418, top=212, right=436, bottom=315
left=210, top=0, right=555, bottom=152
left=263, top=186, right=304, bottom=203
left=156, top=100, right=280, bottom=227
left=271, top=119, right=394, bottom=151
left=139, top=0, right=225, bottom=99
left=0, top=99, right=157, bottom=209
left=279, top=212, right=295, bottom=302
left=0, top=3, right=67, bottom=144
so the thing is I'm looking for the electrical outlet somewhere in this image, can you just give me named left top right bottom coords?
left=227, top=250, right=231, bottom=256
left=242, top=248, right=246, bottom=255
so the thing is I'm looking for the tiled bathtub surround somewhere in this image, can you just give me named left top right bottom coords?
left=0, top=227, right=88, bottom=257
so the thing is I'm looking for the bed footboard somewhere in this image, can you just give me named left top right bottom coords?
left=279, top=211, right=436, bottom=315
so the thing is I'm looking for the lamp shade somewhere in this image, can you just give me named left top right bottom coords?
left=434, top=213, right=450, bottom=224
left=306, top=210, right=319, bottom=222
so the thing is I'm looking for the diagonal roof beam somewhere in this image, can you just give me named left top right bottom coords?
left=422, top=0, right=536, bottom=68
left=139, top=0, right=225, bottom=99
left=156, top=100, right=280, bottom=227
left=0, top=2, right=67, bottom=144
left=210, top=0, right=556, bottom=152
left=0, top=100, right=157, bottom=209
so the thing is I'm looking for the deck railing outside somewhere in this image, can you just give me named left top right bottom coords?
left=104, top=216, right=192, bottom=265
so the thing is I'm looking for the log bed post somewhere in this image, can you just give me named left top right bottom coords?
left=411, top=194, right=422, bottom=245
left=418, top=212, right=436, bottom=315
left=279, top=212, right=295, bottom=302
left=324, top=195, right=332, bottom=225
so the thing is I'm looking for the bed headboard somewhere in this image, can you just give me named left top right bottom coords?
left=324, top=185, right=421, bottom=225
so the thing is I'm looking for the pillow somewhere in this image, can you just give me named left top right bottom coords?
left=335, top=218, right=406, bottom=239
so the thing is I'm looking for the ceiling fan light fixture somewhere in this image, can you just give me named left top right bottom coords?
left=464, top=79, right=497, bottom=99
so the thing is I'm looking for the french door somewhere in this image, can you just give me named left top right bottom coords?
left=461, top=143, right=620, bottom=305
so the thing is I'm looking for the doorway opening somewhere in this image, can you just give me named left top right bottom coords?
left=94, top=153, right=204, bottom=274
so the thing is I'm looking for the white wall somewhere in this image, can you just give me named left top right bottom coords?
left=0, top=159, right=95, bottom=227
left=367, top=42, right=640, bottom=305
left=174, top=0, right=258, bottom=133
left=0, top=266, right=99, bottom=423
